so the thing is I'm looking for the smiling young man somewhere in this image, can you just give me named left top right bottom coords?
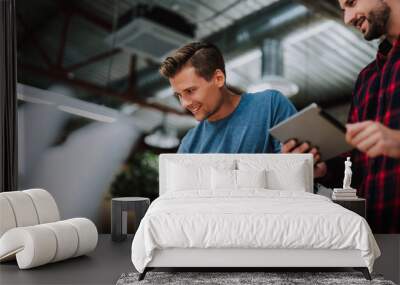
left=283, top=0, right=400, bottom=233
left=159, top=42, right=297, bottom=154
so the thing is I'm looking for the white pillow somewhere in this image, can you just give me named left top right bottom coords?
left=167, top=162, right=210, bottom=191
left=211, top=168, right=236, bottom=190
left=237, top=169, right=267, bottom=189
left=211, top=169, right=267, bottom=190
left=238, top=159, right=309, bottom=192
left=266, top=164, right=307, bottom=191
left=167, top=160, right=235, bottom=192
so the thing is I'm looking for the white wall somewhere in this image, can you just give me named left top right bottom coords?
left=18, top=85, right=142, bottom=226
left=25, top=118, right=141, bottom=226
left=18, top=104, right=70, bottom=186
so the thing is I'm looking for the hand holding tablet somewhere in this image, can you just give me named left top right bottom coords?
left=269, top=103, right=353, bottom=162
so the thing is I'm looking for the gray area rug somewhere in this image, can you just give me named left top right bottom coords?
left=117, top=272, right=396, bottom=285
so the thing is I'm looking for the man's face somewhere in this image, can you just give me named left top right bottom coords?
left=339, top=0, right=391, bottom=41
left=170, top=65, right=224, bottom=121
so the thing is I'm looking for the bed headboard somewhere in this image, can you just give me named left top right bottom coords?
left=159, top=153, right=314, bottom=195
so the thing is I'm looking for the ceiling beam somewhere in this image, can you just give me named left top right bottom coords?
left=57, top=11, right=72, bottom=68
left=21, top=64, right=188, bottom=116
left=65, top=48, right=122, bottom=71
left=69, top=5, right=113, bottom=32
left=127, top=55, right=137, bottom=94
left=17, top=14, right=53, bottom=68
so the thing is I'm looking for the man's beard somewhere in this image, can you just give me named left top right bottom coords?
left=364, top=2, right=391, bottom=41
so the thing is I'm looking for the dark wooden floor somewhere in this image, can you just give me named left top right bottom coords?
left=1, top=234, right=398, bottom=284
left=0, top=235, right=134, bottom=285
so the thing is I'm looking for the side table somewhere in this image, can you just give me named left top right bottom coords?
left=111, top=197, right=150, bottom=242
left=332, top=198, right=366, bottom=219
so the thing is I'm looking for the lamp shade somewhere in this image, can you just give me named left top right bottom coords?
left=248, top=75, right=299, bottom=97
left=144, top=128, right=179, bottom=149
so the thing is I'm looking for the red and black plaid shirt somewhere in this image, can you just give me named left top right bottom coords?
left=346, top=37, right=400, bottom=233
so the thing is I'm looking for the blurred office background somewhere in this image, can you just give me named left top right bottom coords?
left=16, top=0, right=379, bottom=231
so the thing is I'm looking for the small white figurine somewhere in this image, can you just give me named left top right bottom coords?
left=333, top=157, right=357, bottom=199
left=343, top=157, right=352, bottom=189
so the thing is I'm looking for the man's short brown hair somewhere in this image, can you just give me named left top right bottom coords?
left=159, top=42, right=226, bottom=81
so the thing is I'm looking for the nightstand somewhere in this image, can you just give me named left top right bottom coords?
left=332, top=198, right=366, bottom=218
left=111, top=197, right=150, bottom=242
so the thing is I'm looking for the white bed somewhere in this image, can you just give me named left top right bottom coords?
left=131, top=154, right=380, bottom=280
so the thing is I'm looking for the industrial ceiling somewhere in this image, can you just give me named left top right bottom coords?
left=17, top=0, right=379, bottom=119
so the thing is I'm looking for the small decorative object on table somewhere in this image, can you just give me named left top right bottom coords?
left=332, top=157, right=358, bottom=200
left=111, top=197, right=150, bottom=242
left=331, top=157, right=366, bottom=218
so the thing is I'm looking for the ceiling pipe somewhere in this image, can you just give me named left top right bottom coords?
left=262, top=39, right=283, bottom=77
left=293, top=0, right=342, bottom=20
left=248, top=38, right=299, bottom=97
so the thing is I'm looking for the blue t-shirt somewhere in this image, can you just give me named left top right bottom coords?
left=178, top=90, right=297, bottom=153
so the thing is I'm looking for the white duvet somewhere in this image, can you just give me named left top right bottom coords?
left=131, top=190, right=380, bottom=273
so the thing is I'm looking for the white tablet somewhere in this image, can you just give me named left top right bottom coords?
left=269, top=103, right=353, bottom=161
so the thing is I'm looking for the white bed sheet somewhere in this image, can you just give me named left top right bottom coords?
left=131, top=190, right=380, bottom=273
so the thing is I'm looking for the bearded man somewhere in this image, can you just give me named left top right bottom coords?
left=283, top=0, right=400, bottom=233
